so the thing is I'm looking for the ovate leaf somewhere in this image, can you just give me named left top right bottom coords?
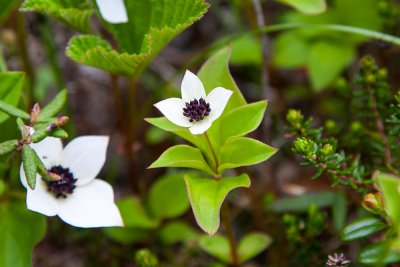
left=184, top=174, right=250, bottom=235
left=148, top=174, right=190, bottom=219
left=376, top=172, right=400, bottom=226
left=21, top=0, right=93, bottom=33
left=148, top=145, right=214, bottom=175
left=276, top=0, right=327, bottom=14
left=199, top=235, right=231, bottom=263
left=220, top=101, right=267, bottom=142
left=0, top=72, right=26, bottom=123
left=22, top=145, right=38, bottom=190
left=114, top=197, right=159, bottom=229
left=0, top=201, right=46, bottom=267
left=238, top=233, right=272, bottom=263
left=159, top=221, right=199, bottom=244
left=340, top=217, right=387, bottom=242
left=219, top=137, right=277, bottom=172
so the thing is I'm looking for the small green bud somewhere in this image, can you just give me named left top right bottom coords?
left=321, top=144, right=334, bottom=156
left=365, top=74, right=376, bottom=84
left=287, top=109, right=303, bottom=128
left=293, top=138, right=315, bottom=158
left=350, top=121, right=363, bottom=132
left=377, top=68, right=388, bottom=80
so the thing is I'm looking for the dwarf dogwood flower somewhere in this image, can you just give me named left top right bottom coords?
left=20, top=135, right=123, bottom=228
left=154, top=70, right=233, bottom=135
left=96, top=0, right=128, bottom=24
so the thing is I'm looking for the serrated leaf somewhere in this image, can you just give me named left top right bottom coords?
left=376, top=172, right=400, bottom=226
left=0, top=140, right=17, bottom=156
left=21, top=0, right=93, bottom=33
left=148, top=174, right=190, bottom=220
left=0, top=72, right=27, bottom=123
left=149, top=145, right=213, bottom=175
left=0, top=201, right=46, bottom=267
left=22, top=145, right=37, bottom=190
left=219, top=137, right=277, bottom=172
left=340, top=217, right=387, bottom=241
left=184, top=174, right=250, bottom=235
left=38, top=89, right=68, bottom=120
left=238, top=233, right=272, bottom=263
left=220, top=101, right=267, bottom=143
left=276, top=0, right=327, bottom=14
left=67, top=0, right=208, bottom=76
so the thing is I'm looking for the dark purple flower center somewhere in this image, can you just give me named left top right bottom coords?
left=45, top=165, right=77, bottom=199
left=182, top=98, right=211, bottom=123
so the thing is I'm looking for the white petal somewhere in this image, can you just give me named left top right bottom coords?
left=60, top=136, right=109, bottom=186
left=206, top=87, right=233, bottom=122
left=181, top=70, right=206, bottom=102
left=154, top=98, right=192, bottom=127
left=58, top=179, right=123, bottom=228
left=96, top=0, right=128, bottom=24
left=30, top=136, right=63, bottom=168
left=26, top=178, right=60, bottom=216
left=189, top=119, right=212, bottom=135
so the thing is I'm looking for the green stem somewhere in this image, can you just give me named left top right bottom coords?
left=204, top=132, right=219, bottom=177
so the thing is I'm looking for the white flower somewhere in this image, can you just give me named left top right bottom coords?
left=96, top=0, right=128, bottom=24
left=154, top=70, right=233, bottom=135
left=20, top=135, right=124, bottom=228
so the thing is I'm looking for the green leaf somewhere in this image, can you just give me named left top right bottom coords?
left=199, top=235, right=231, bottom=263
left=30, top=126, right=49, bottom=143
left=308, top=41, right=355, bottom=91
left=332, top=191, right=347, bottom=230
left=67, top=0, right=208, bottom=76
left=116, top=197, right=159, bottom=229
left=273, top=32, right=308, bottom=68
left=0, top=201, right=46, bottom=267
left=200, top=232, right=272, bottom=264
left=238, top=233, right=272, bottom=263
left=22, top=145, right=38, bottom=190
left=149, top=145, right=214, bottom=175
left=49, top=128, right=68, bottom=139
left=38, top=89, right=68, bottom=120
left=359, top=242, right=400, bottom=265
left=376, top=172, right=400, bottom=227
left=0, top=139, right=17, bottom=156
left=104, top=227, right=150, bottom=245
left=230, top=35, right=262, bottom=65
left=0, top=0, right=19, bottom=24
left=184, top=174, right=250, bottom=235
left=276, top=0, right=327, bottom=14
left=220, top=101, right=267, bottom=143
left=340, top=217, right=387, bottom=242
left=219, top=137, right=277, bottom=172
left=269, top=191, right=336, bottom=212
left=21, top=0, right=93, bottom=33
left=148, top=174, right=190, bottom=219
left=159, top=221, right=199, bottom=244
left=0, top=72, right=27, bottom=123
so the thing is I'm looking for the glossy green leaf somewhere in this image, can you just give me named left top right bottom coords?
left=0, top=72, right=27, bottom=123
left=340, top=217, right=387, bottom=241
left=149, top=145, right=213, bottom=175
left=184, top=174, right=250, bottom=235
left=38, top=89, right=68, bottom=120
left=21, top=0, right=93, bottom=33
left=0, top=139, right=17, bottom=156
left=0, top=201, right=46, bottom=267
left=238, top=233, right=272, bottom=263
left=199, top=235, right=231, bottom=263
left=148, top=174, right=190, bottom=219
left=67, top=0, right=208, bottom=76
left=308, top=41, right=355, bottom=91
left=376, top=172, right=400, bottom=226
left=0, top=0, right=19, bottom=24
left=276, top=0, right=327, bottom=14
left=22, top=145, right=37, bottom=190
left=159, top=221, right=199, bottom=244
left=220, top=101, right=267, bottom=142
left=359, top=242, right=400, bottom=265
left=219, top=137, right=277, bottom=172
